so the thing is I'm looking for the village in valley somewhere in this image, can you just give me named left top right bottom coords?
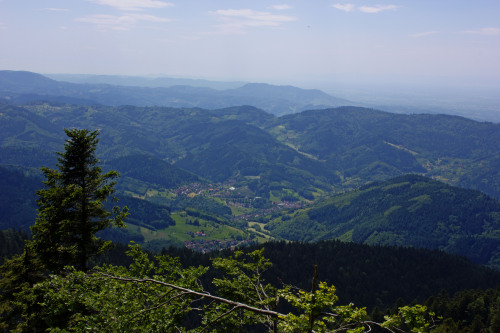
left=172, top=181, right=309, bottom=253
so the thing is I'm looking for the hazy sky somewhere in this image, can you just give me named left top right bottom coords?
left=1, top=0, right=499, bottom=89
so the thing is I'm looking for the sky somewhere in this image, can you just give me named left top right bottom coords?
left=1, top=0, right=500, bottom=92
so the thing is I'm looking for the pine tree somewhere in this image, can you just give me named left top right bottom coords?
left=30, top=128, right=128, bottom=272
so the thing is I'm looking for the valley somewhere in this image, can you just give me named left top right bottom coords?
left=1, top=71, right=500, bottom=265
left=1, top=78, right=500, bottom=267
left=2, top=71, right=500, bottom=331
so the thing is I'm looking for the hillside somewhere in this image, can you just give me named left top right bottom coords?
left=267, top=175, right=500, bottom=268
left=0, top=103, right=338, bottom=200
left=2, top=71, right=499, bottom=198
left=0, top=166, right=40, bottom=230
left=269, top=107, right=500, bottom=197
left=3, top=102, right=500, bottom=199
left=0, top=167, right=247, bottom=250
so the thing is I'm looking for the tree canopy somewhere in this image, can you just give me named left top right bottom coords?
left=30, top=128, right=128, bottom=272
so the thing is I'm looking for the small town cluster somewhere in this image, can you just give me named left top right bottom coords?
left=184, top=238, right=254, bottom=253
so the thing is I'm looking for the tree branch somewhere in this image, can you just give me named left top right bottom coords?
left=97, top=272, right=286, bottom=318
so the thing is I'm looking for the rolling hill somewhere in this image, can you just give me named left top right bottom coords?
left=267, top=174, right=500, bottom=268
left=268, top=107, right=500, bottom=197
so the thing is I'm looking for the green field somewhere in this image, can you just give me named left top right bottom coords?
left=134, top=212, right=248, bottom=244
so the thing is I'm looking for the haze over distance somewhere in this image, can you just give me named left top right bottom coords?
left=1, top=0, right=499, bottom=119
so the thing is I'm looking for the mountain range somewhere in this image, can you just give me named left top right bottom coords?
left=0, top=70, right=351, bottom=116
left=1, top=70, right=500, bottom=270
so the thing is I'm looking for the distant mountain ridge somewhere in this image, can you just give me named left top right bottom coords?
left=45, top=73, right=246, bottom=90
left=0, top=70, right=351, bottom=116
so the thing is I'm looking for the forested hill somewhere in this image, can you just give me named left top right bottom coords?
left=267, top=174, right=500, bottom=268
left=1, top=102, right=500, bottom=199
left=268, top=107, right=500, bottom=197
left=161, top=240, right=500, bottom=309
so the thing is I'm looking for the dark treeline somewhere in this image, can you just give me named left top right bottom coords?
left=153, top=240, right=500, bottom=310
left=5, top=231, right=498, bottom=311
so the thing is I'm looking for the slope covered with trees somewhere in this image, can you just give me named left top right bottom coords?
left=267, top=174, right=500, bottom=268
left=268, top=107, right=500, bottom=196
left=2, top=100, right=500, bottom=260
left=2, top=101, right=500, bottom=200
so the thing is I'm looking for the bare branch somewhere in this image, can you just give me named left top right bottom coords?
left=98, top=272, right=286, bottom=318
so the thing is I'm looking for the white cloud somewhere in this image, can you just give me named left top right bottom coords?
left=210, top=9, right=296, bottom=33
left=464, top=27, right=500, bottom=35
left=331, top=4, right=356, bottom=12
left=358, top=5, right=398, bottom=13
left=270, top=4, right=292, bottom=11
left=332, top=3, right=398, bottom=14
left=410, top=31, right=439, bottom=38
left=76, top=13, right=171, bottom=30
left=88, top=0, right=174, bottom=11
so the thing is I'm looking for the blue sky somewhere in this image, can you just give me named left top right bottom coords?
left=1, top=0, right=499, bottom=90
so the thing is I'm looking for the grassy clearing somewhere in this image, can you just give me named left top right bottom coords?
left=137, top=212, right=248, bottom=243
left=247, top=222, right=274, bottom=240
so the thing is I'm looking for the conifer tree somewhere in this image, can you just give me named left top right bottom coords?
left=31, top=128, right=128, bottom=272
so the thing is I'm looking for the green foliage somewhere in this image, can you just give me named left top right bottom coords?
left=0, top=244, right=45, bottom=332
left=30, top=129, right=128, bottom=272
left=210, top=249, right=279, bottom=331
left=1, top=243, right=436, bottom=332
left=278, top=280, right=369, bottom=333
left=30, top=244, right=208, bottom=332
left=382, top=305, right=435, bottom=332
left=0, top=229, right=29, bottom=264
